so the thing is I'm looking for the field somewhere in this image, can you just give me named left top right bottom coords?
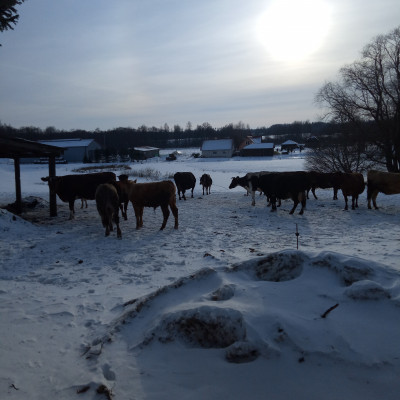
left=1, top=149, right=400, bottom=400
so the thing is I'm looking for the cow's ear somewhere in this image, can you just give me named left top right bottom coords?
left=41, top=177, right=49, bottom=182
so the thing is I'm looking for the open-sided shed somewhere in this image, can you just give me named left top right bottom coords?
left=0, top=137, right=64, bottom=216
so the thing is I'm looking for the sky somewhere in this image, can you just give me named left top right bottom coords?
left=1, top=0, right=399, bottom=131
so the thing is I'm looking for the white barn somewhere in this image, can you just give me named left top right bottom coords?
left=201, top=139, right=234, bottom=158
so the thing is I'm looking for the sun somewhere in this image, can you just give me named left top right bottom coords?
left=256, top=0, right=331, bottom=62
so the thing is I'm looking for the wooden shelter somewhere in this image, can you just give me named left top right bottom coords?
left=0, top=137, right=65, bottom=216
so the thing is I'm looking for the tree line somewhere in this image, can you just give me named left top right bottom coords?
left=0, top=120, right=342, bottom=153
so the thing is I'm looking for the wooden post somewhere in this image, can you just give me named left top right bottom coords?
left=49, top=156, right=57, bottom=217
left=14, top=157, right=22, bottom=214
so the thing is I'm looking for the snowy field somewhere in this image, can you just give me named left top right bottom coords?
left=1, top=149, right=400, bottom=400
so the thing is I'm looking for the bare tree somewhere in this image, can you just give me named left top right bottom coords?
left=305, top=142, right=373, bottom=173
left=315, top=26, right=400, bottom=172
left=0, top=0, right=25, bottom=45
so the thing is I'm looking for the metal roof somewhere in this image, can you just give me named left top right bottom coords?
left=0, top=137, right=65, bottom=159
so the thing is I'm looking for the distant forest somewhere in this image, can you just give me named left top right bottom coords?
left=0, top=120, right=363, bottom=153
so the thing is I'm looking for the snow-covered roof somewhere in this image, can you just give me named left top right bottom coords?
left=133, top=146, right=159, bottom=152
left=243, top=143, right=274, bottom=150
left=38, top=139, right=97, bottom=148
left=201, top=139, right=233, bottom=151
left=281, top=140, right=298, bottom=145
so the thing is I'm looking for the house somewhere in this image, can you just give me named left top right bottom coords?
left=201, top=139, right=234, bottom=158
left=241, top=143, right=274, bottom=157
left=238, top=136, right=255, bottom=151
left=35, top=138, right=102, bottom=163
left=130, top=146, right=160, bottom=160
left=281, top=140, right=299, bottom=153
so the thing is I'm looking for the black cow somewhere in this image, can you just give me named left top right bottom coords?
left=307, top=171, right=342, bottom=200
left=41, top=172, right=116, bottom=219
left=256, top=171, right=311, bottom=214
left=200, top=174, right=212, bottom=195
left=173, top=172, right=196, bottom=200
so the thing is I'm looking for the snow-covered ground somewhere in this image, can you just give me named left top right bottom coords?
left=1, top=149, right=400, bottom=400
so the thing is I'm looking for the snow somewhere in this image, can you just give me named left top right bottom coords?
left=38, top=139, right=96, bottom=148
left=1, top=149, right=400, bottom=400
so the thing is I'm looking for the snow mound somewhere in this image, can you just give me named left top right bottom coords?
left=232, top=251, right=306, bottom=281
left=0, top=208, right=38, bottom=233
left=143, top=306, right=246, bottom=348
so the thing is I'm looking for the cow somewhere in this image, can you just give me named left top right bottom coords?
left=41, top=172, right=116, bottom=219
left=95, top=183, right=122, bottom=238
left=173, top=172, right=196, bottom=200
left=307, top=171, right=342, bottom=200
left=116, top=175, right=137, bottom=220
left=118, top=175, right=178, bottom=230
left=256, top=171, right=311, bottom=214
left=200, top=174, right=212, bottom=195
left=367, top=170, right=400, bottom=209
left=338, top=172, right=365, bottom=210
left=229, top=171, right=270, bottom=206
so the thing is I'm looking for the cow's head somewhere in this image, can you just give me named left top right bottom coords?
left=229, top=176, right=240, bottom=189
left=41, top=176, right=60, bottom=190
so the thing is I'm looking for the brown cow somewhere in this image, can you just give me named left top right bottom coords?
left=95, top=183, right=122, bottom=238
left=41, top=172, right=116, bottom=219
left=367, top=170, right=400, bottom=209
left=118, top=175, right=178, bottom=230
left=338, top=172, right=365, bottom=210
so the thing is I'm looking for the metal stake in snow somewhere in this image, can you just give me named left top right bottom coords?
left=295, top=224, right=299, bottom=249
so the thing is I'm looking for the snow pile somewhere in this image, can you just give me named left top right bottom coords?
left=77, top=251, right=400, bottom=399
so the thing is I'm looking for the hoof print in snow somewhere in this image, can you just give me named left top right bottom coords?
left=254, top=252, right=304, bottom=282
left=225, top=341, right=259, bottom=364
left=210, top=284, right=235, bottom=301
left=149, top=306, right=246, bottom=348
left=344, top=280, right=391, bottom=300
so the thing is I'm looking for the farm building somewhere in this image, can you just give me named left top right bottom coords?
left=281, top=140, right=299, bottom=153
left=241, top=142, right=274, bottom=157
left=130, top=146, right=160, bottom=160
left=23, top=138, right=102, bottom=163
left=201, top=139, right=234, bottom=158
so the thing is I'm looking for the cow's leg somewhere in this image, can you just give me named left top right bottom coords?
left=68, top=199, right=75, bottom=220
left=333, top=187, right=338, bottom=200
left=312, top=187, right=318, bottom=200
left=170, top=199, right=179, bottom=229
left=270, top=195, right=277, bottom=212
left=133, top=205, right=141, bottom=229
left=139, top=207, right=144, bottom=227
left=182, top=189, right=186, bottom=200
left=289, top=198, right=299, bottom=215
left=191, top=187, right=194, bottom=198
left=368, top=190, right=379, bottom=209
left=352, top=195, right=358, bottom=209
left=343, top=195, right=349, bottom=210
left=299, top=192, right=306, bottom=215
left=113, top=209, right=122, bottom=238
left=251, top=191, right=256, bottom=206
left=160, top=205, right=170, bottom=230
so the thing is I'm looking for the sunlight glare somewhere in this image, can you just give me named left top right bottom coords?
left=256, top=0, right=331, bottom=62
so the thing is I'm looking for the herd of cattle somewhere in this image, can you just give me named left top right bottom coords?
left=40, top=169, right=400, bottom=238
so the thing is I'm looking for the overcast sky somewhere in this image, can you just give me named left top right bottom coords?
left=1, top=0, right=399, bottom=131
